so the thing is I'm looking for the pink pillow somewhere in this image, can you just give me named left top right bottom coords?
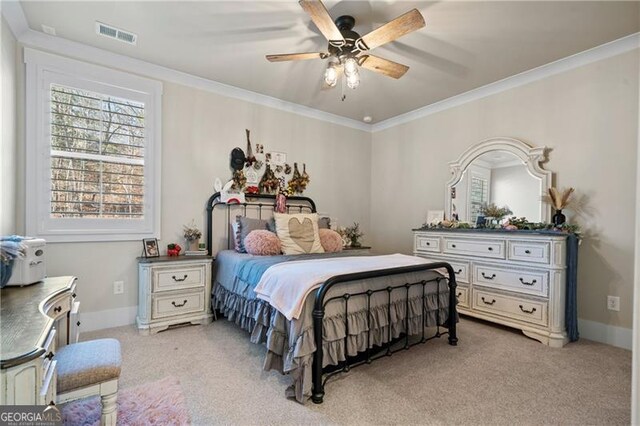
left=244, top=230, right=282, bottom=256
left=319, top=229, right=343, bottom=253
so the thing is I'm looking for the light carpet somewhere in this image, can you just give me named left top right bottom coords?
left=61, top=376, right=190, bottom=425
left=82, top=318, right=631, bottom=425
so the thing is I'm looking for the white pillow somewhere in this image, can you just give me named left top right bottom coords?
left=273, top=212, right=325, bottom=255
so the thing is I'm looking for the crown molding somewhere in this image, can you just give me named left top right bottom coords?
left=2, top=2, right=638, bottom=134
left=372, top=32, right=640, bottom=132
left=1, top=0, right=29, bottom=39
left=3, top=11, right=371, bottom=132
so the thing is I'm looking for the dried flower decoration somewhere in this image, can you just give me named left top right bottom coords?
left=183, top=221, right=202, bottom=241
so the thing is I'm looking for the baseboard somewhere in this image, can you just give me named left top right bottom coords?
left=79, top=306, right=138, bottom=333
left=578, top=319, right=633, bottom=350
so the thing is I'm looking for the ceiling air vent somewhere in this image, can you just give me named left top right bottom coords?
left=95, top=22, right=137, bottom=45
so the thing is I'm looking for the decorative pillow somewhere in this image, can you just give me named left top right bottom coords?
left=244, top=230, right=282, bottom=256
left=273, top=212, right=324, bottom=255
left=318, top=216, right=331, bottom=229
left=318, top=229, right=343, bottom=253
left=235, top=216, right=270, bottom=253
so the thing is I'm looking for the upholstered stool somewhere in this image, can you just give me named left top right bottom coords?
left=56, top=338, right=121, bottom=425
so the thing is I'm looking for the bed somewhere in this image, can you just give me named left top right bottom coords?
left=206, top=192, right=458, bottom=403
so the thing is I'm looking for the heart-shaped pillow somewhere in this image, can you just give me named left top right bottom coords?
left=288, top=217, right=314, bottom=252
left=274, top=212, right=325, bottom=255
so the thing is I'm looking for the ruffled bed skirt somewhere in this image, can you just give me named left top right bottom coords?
left=212, top=282, right=453, bottom=402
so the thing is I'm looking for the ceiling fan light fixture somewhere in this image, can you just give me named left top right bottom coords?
left=324, top=61, right=339, bottom=87
left=343, top=57, right=359, bottom=77
left=346, top=71, right=360, bottom=89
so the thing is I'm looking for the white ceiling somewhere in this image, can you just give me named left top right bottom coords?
left=19, top=1, right=640, bottom=123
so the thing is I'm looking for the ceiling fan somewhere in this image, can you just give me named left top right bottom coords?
left=266, top=0, right=425, bottom=91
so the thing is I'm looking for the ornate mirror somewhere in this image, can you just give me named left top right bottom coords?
left=445, top=138, right=552, bottom=224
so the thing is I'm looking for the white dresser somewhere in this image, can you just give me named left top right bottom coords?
left=137, top=256, right=213, bottom=335
left=413, top=230, right=572, bottom=347
left=1, top=276, right=79, bottom=405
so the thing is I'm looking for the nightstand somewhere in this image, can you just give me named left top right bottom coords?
left=342, top=246, right=372, bottom=255
left=136, top=256, right=213, bottom=335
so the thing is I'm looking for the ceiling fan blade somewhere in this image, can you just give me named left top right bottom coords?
left=360, top=55, right=409, bottom=79
left=357, top=9, right=425, bottom=51
left=299, top=0, right=345, bottom=43
left=266, top=52, right=328, bottom=62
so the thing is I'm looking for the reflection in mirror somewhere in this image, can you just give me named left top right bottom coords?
left=451, top=150, right=542, bottom=223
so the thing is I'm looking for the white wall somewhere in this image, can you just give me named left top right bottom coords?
left=12, top=51, right=371, bottom=323
left=371, top=49, right=639, bottom=331
left=1, top=17, right=17, bottom=234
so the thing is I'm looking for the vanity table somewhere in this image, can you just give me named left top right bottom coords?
left=0, top=276, right=79, bottom=405
left=421, top=137, right=579, bottom=347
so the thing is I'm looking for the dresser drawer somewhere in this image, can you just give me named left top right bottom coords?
left=153, top=265, right=206, bottom=293
left=414, top=256, right=470, bottom=283
left=414, top=235, right=440, bottom=253
left=472, top=290, right=548, bottom=327
left=43, top=294, right=71, bottom=320
left=508, top=241, right=550, bottom=264
left=474, top=265, right=548, bottom=297
left=455, top=286, right=469, bottom=308
left=152, top=290, right=205, bottom=320
left=443, top=238, right=505, bottom=259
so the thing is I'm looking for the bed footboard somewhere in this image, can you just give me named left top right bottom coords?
left=311, top=262, right=458, bottom=404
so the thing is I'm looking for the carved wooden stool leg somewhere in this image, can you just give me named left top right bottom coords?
left=100, top=391, right=118, bottom=426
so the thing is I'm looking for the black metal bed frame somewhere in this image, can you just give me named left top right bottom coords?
left=205, top=192, right=458, bottom=404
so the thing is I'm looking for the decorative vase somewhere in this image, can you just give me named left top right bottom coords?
left=188, top=239, right=200, bottom=251
left=552, top=209, right=566, bottom=226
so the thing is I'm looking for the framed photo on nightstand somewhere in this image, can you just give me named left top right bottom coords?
left=142, top=238, right=160, bottom=258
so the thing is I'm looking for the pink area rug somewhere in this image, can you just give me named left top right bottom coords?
left=61, top=376, right=191, bottom=425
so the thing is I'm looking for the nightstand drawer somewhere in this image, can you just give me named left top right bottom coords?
left=152, top=290, right=205, bottom=319
left=153, top=265, right=205, bottom=292
left=414, top=235, right=440, bottom=252
left=473, top=290, right=548, bottom=327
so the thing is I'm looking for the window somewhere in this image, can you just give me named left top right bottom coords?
left=25, top=49, right=162, bottom=242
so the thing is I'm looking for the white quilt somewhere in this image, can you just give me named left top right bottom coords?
left=253, top=254, right=430, bottom=320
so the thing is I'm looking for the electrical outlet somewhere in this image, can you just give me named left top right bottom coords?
left=113, top=280, right=124, bottom=295
left=607, top=296, right=620, bottom=311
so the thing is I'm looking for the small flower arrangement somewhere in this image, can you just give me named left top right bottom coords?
left=480, top=203, right=513, bottom=219
left=183, top=221, right=202, bottom=242
left=344, top=222, right=364, bottom=247
left=543, top=187, right=575, bottom=211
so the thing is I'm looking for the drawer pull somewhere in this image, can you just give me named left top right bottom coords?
left=481, top=273, right=496, bottom=280
left=45, top=352, right=54, bottom=360
left=451, top=244, right=457, bottom=248
left=481, top=297, right=496, bottom=306
left=519, top=305, right=537, bottom=314
left=425, top=242, right=430, bottom=246
left=171, top=300, right=188, bottom=308
left=525, top=250, right=531, bottom=254
left=53, top=306, right=62, bottom=313
left=456, top=292, right=463, bottom=298
left=455, top=269, right=462, bottom=275
left=172, top=275, right=188, bottom=282
left=487, top=247, right=493, bottom=251
left=519, top=278, right=537, bottom=286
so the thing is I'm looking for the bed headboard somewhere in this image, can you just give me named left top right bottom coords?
left=205, top=192, right=317, bottom=257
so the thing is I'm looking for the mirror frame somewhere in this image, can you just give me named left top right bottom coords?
left=445, top=137, right=552, bottom=223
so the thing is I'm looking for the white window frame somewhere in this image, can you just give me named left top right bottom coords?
left=25, top=48, right=162, bottom=242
